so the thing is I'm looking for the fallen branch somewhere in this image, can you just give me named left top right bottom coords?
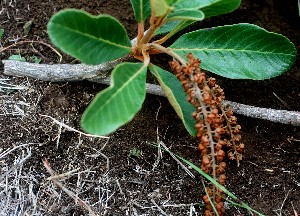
left=2, top=60, right=300, bottom=126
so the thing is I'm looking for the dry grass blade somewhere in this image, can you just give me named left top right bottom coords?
left=0, top=147, right=35, bottom=215
left=0, top=150, right=31, bottom=180
left=291, top=202, right=298, bottom=216
left=0, top=78, right=27, bottom=91
left=43, top=159, right=99, bottom=216
left=158, top=141, right=195, bottom=179
left=0, top=78, right=31, bottom=116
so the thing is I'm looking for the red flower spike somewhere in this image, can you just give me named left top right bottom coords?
left=169, top=53, right=244, bottom=216
left=215, top=196, right=223, bottom=203
left=202, top=155, right=210, bottom=165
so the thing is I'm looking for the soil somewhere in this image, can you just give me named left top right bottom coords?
left=0, top=0, right=299, bottom=216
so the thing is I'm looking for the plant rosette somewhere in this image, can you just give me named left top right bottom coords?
left=47, top=0, right=296, bottom=215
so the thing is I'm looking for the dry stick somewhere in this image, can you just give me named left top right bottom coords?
left=2, top=60, right=300, bottom=126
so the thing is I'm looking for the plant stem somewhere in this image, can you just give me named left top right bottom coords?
left=142, top=49, right=150, bottom=66
left=153, top=35, right=169, bottom=45
left=140, top=25, right=157, bottom=44
left=149, top=43, right=187, bottom=66
left=137, top=22, right=144, bottom=44
left=190, top=74, right=217, bottom=199
left=140, top=13, right=168, bottom=45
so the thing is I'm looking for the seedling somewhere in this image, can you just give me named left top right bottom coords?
left=0, top=28, right=4, bottom=47
left=47, top=0, right=296, bottom=214
left=129, top=147, right=142, bottom=158
left=0, top=28, right=4, bottom=39
left=23, top=19, right=33, bottom=36
left=8, top=54, right=26, bottom=62
left=29, top=55, right=42, bottom=64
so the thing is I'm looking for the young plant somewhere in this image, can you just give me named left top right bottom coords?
left=47, top=0, right=296, bottom=215
left=0, top=28, right=4, bottom=39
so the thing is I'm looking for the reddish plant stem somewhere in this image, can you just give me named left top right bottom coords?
left=191, top=77, right=217, bottom=198
left=149, top=43, right=187, bottom=65
left=137, top=22, right=145, bottom=45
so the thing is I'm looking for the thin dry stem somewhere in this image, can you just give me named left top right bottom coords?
left=0, top=40, right=62, bottom=62
left=43, top=159, right=99, bottom=216
left=149, top=43, right=187, bottom=66
left=39, top=114, right=109, bottom=139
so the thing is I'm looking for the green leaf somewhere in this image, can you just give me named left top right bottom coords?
left=201, top=0, right=241, bottom=18
left=170, top=23, right=297, bottom=80
left=170, top=0, right=212, bottom=10
left=8, top=55, right=26, bottom=62
left=156, top=0, right=240, bottom=35
left=156, top=10, right=203, bottom=37
left=129, top=147, right=142, bottom=157
left=130, top=0, right=151, bottom=22
left=299, top=0, right=300, bottom=16
left=156, top=20, right=194, bottom=36
left=23, top=19, right=33, bottom=36
left=149, top=64, right=196, bottom=136
left=151, top=0, right=172, bottom=17
left=167, top=9, right=205, bottom=21
left=30, top=56, right=42, bottom=64
left=167, top=0, right=240, bottom=15
left=156, top=20, right=180, bottom=35
left=177, top=156, right=265, bottom=216
left=47, top=9, right=131, bottom=65
left=179, top=156, right=237, bottom=198
left=155, top=0, right=207, bottom=35
left=81, top=63, right=147, bottom=135
left=0, top=28, right=4, bottom=39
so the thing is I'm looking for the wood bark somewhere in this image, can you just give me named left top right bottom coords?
left=2, top=60, right=300, bottom=126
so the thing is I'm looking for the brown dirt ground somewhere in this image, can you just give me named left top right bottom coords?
left=0, top=0, right=299, bottom=215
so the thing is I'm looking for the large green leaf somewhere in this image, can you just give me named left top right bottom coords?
left=47, top=9, right=131, bottom=65
left=149, top=65, right=196, bottom=136
left=81, top=63, right=147, bottom=135
left=201, top=0, right=241, bottom=18
left=170, top=23, right=296, bottom=80
left=130, top=0, right=151, bottom=22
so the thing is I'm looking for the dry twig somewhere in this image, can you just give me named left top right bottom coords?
left=39, top=114, right=109, bottom=139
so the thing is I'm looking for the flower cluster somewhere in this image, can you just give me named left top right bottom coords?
left=170, top=53, right=244, bottom=216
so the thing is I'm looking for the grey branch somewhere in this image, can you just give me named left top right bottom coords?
left=2, top=60, right=300, bottom=126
